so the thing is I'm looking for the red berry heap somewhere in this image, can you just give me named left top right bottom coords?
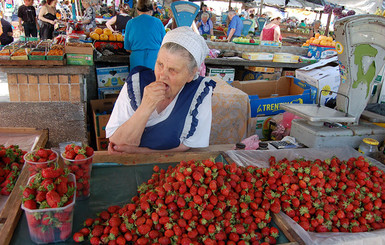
left=269, top=155, right=385, bottom=233
left=62, top=144, right=94, bottom=199
left=74, top=160, right=281, bottom=245
left=24, top=148, right=58, bottom=176
left=22, top=167, right=76, bottom=243
left=0, top=144, right=26, bottom=195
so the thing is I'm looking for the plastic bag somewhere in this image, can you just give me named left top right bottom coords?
left=271, top=112, right=301, bottom=140
left=240, top=134, right=260, bottom=150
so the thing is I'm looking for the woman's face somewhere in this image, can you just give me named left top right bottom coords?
left=154, top=48, right=196, bottom=99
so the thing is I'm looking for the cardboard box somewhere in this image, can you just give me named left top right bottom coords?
left=96, top=66, right=129, bottom=88
left=232, top=77, right=314, bottom=117
left=273, top=53, right=299, bottom=63
left=98, top=86, right=122, bottom=99
left=295, top=57, right=340, bottom=105
left=245, top=66, right=280, bottom=73
left=208, top=67, right=235, bottom=84
left=238, top=70, right=281, bottom=81
left=242, top=52, right=274, bottom=61
left=96, top=137, right=109, bottom=151
left=307, top=44, right=337, bottom=60
left=282, top=70, right=295, bottom=77
left=65, top=43, right=93, bottom=55
left=90, top=98, right=116, bottom=138
left=66, top=54, right=94, bottom=65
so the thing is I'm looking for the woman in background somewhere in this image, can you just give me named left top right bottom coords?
left=260, top=12, right=282, bottom=42
left=124, top=0, right=165, bottom=71
left=81, top=0, right=96, bottom=32
left=106, top=3, right=132, bottom=33
left=38, top=0, right=57, bottom=39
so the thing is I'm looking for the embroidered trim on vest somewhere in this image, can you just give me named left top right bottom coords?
left=126, top=72, right=141, bottom=110
left=180, top=77, right=216, bottom=140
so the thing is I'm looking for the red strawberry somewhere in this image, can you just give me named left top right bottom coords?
left=65, top=150, right=76, bottom=160
left=23, top=199, right=37, bottom=209
left=46, top=190, right=61, bottom=208
left=36, top=191, right=47, bottom=202
left=42, top=168, right=62, bottom=179
left=23, top=187, right=36, bottom=199
left=36, top=149, right=48, bottom=159
left=85, top=146, right=94, bottom=157
left=73, top=232, right=84, bottom=243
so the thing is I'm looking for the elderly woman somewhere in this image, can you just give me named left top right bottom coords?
left=106, top=27, right=216, bottom=154
left=81, top=0, right=96, bottom=32
left=196, top=12, right=213, bottom=36
left=310, top=20, right=321, bottom=37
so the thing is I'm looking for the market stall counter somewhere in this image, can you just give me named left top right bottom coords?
left=10, top=149, right=300, bottom=245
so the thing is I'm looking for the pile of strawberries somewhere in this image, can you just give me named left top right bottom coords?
left=74, top=160, right=281, bottom=245
left=269, top=155, right=385, bottom=233
left=0, top=144, right=26, bottom=195
left=22, top=167, right=76, bottom=243
left=62, top=144, right=94, bottom=199
left=24, top=148, right=58, bottom=176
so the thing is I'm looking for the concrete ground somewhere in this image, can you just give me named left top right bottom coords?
left=0, top=71, right=9, bottom=102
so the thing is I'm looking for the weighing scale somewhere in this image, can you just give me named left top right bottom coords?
left=281, top=15, right=385, bottom=148
left=170, top=2, right=200, bottom=27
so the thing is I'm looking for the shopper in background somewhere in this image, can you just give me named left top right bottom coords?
left=18, top=0, right=39, bottom=37
left=260, top=12, right=282, bottom=42
left=249, top=13, right=256, bottom=33
left=299, top=19, right=306, bottom=28
left=310, top=20, right=321, bottom=37
left=196, top=12, right=213, bottom=36
left=38, top=0, right=57, bottom=39
left=0, top=18, right=13, bottom=45
left=226, top=10, right=243, bottom=42
left=60, top=0, right=72, bottom=20
left=106, top=3, right=132, bottom=33
left=124, top=0, right=165, bottom=71
left=81, top=0, right=96, bottom=32
left=195, top=4, right=211, bottom=21
left=106, top=26, right=216, bottom=154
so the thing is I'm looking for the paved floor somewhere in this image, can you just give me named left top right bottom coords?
left=0, top=71, right=9, bottom=102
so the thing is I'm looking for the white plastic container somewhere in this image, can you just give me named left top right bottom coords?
left=21, top=173, right=76, bottom=244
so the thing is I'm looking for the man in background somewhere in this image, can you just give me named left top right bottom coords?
left=226, top=10, right=243, bottom=42
left=18, top=0, right=39, bottom=37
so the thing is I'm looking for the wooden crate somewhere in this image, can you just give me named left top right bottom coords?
left=0, top=127, right=48, bottom=245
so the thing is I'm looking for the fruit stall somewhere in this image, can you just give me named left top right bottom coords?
left=2, top=143, right=385, bottom=244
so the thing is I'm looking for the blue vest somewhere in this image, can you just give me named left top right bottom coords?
left=126, top=66, right=216, bottom=150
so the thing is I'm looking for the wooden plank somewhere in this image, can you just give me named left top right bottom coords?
left=93, top=151, right=223, bottom=165
left=0, top=59, right=66, bottom=67
left=273, top=213, right=306, bottom=245
left=0, top=128, right=48, bottom=245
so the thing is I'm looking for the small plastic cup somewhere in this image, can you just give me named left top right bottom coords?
left=61, top=153, right=93, bottom=200
left=24, top=149, right=59, bottom=176
left=22, top=173, right=76, bottom=244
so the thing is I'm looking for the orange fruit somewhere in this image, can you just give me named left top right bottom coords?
left=116, top=34, right=123, bottom=42
left=100, top=33, right=109, bottom=41
left=109, top=34, right=117, bottom=41
left=103, top=28, right=112, bottom=36
left=315, top=33, right=320, bottom=38
left=95, top=28, right=103, bottom=35
left=90, top=32, right=99, bottom=40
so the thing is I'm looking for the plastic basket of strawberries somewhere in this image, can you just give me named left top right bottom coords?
left=61, top=144, right=94, bottom=200
left=23, top=148, right=58, bottom=176
left=21, top=168, right=76, bottom=244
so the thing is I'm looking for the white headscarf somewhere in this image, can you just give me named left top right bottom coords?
left=161, top=26, right=209, bottom=67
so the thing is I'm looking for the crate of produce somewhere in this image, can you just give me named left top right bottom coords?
left=28, top=48, right=46, bottom=60
left=46, top=44, right=65, bottom=60
left=11, top=48, right=30, bottom=60
left=0, top=48, right=12, bottom=60
left=66, top=53, right=93, bottom=65
left=65, top=42, right=93, bottom=55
